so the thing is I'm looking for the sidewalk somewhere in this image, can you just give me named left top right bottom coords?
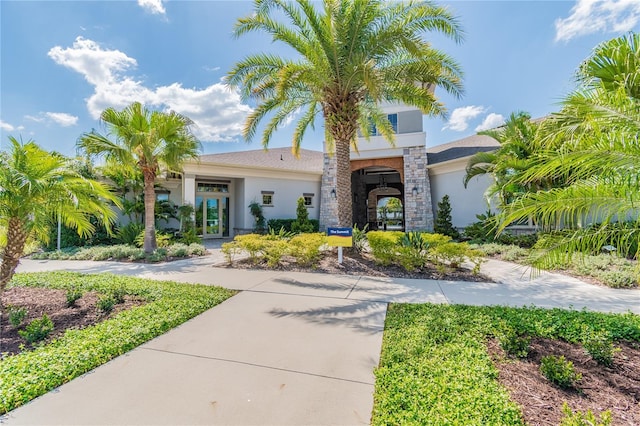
left=3, top=255, right=639, bottom=425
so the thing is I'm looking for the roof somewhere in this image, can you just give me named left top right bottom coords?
left=427, top=134, right=499, bottom=165
left=198, top=147, right=324, bottom=174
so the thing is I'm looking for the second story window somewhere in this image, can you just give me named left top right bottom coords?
left=369, top=113, right=398, bottom=136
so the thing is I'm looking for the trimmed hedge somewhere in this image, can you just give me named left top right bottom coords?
left=267, top=218, right=319, bottom=233
left=373, top=304, right=640, bottom=425
left=0, top=272, right=235, bottom=413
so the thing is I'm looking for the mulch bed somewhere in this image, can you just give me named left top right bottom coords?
left=1, top=287, right=144, bottom=357
left=488, top=337, right=640, bottom=425
left=229, top=250, right=492, bottom=282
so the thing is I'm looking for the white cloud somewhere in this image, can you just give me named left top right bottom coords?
left=475, top=113, right=505, bottom=132
left=442, top=106, right=486, bottom=132
left=25, top=115, right=45, bottom=123
left=555, top=0, right=640, bottom=42
left=45, top=112, right=79, bottom=127
left=48, top=37, right=252, bottom=142
left=0, top=120, right=15, bottom=131
left=138, top=0, right=166, bottom=15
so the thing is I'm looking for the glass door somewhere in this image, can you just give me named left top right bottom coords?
left=204, top=198, right=221, bottom=238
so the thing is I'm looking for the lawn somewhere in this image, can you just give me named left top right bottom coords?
left=373, top=303, right=640, bottom=425
left=0, top=272, right=235, bottom=414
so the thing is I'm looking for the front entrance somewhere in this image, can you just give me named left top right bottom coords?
left=195, top=196, right=230, bottom=238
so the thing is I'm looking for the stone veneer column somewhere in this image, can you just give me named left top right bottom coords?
left=403, top=147, right=434, bottom=231
left=319, top=153, right=339, bottom=231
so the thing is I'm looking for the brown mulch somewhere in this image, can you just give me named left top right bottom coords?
left=229, top=249, right=492, bottom=282
left=1, top=287, right=145, bottom=357
left=488, top=337, right=640, bottom=425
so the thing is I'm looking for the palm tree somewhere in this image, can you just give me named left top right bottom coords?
left=497, top=33, right=640, bottom=265
left=78, top=102, right=201, bottom=253
left=0, top=137, right=119, bottom=290
left=227, top=0, right=463, bottom=227
left=463, top=111, right=543, bottom=206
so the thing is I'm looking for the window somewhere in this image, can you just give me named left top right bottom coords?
left=197, top=183, right=229, bottom=193
left=156, top=191, right=170, bottom=202
left=369, top=113, right=398, bottom=136
left=261, top=191, right=274, bottom=206
left=303, top=193, right=314, bottom=207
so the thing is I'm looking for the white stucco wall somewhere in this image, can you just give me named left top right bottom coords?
left=242, top=177, right=322, bottom=229
left=429, top=161, right=494, bottom=229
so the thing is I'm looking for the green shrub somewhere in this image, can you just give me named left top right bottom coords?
left=498, top=326, right=530, bottom=358
left=116, top=222, right=144, bottom=246
left=96, top=295, right=115, bottom=314
left=187, top=243, right=206, bottom=256
left=65, top=288, right=83, bottom=307
left=560, top=403, right=612, bottom=426
left=234, top=234, right=269, bottom=263
left=178, top=228, right=202, bottom=245
left=18, top=315, right=54, bottom=345
left=539, top=355, right=581, bottom=388
left=420, top=233, right=452, bottom=248
left=221, top=241, right=241, bottom=264
left=7, top=305, right=28, bottom=328
left=167, top=243, right=189, bottom=258
left=135, top=230, right=171, bottom=248
left=496, top=233, right=538, bottom=248
left=367, top=231, right=403, bottom=266
left=288, top=233, right=326, bottom=266
left=145, top=248, right=168, bottom=262
left=596, top=270, right=636, bottom=288
left=582, top=329, right=619, bottom=366
left=429, top=242, right=484, bottom=273
left=263, top=239, right=289, bottom=267
left=476, top=243, right=529, bottom=262
left=463, top=210, right=497, bottom=243
left=1, top=272, right=235, bottom=413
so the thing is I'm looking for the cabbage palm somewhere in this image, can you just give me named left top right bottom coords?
left=78, top=102, right=201, bottom=253
left=227, top=0, right=463, bottom=227
left=0, top=137, right=119, bottom=290
left=498, top=33, right=640, bottom=265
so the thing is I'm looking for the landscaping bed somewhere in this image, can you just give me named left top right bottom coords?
left=0, top=272, right=236, bottom=414
left=1, top=286, right=144, bottom=356
left=373, top=304, right=640, bottom=425
left=231, top=249, right=491, bottom=282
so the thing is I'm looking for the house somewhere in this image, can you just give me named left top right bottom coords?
left=159, top=104, right=499, bottom=239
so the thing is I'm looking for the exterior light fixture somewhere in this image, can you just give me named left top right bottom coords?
left=412, top=186, right=418, bottom=196
left=330, top=188, right=337, bottom=199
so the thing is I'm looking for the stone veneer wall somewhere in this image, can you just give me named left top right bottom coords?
left=403, top=146, right=434, bottom=231
left=319, top=153, right=339, bottom=231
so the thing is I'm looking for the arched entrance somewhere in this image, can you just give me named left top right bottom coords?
left=351, top=164, right=404, bottom=230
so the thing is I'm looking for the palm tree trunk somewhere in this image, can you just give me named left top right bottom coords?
left=324, top=96, right=359, bottom=228
left=335, top=139, right=353, bottom=227
left=142, top=171, right=157, bottom=253
left=0, top=217, right=29, bottom=292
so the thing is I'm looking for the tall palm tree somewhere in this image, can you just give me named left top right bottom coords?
left=227, top=0, right=463, bottom=227
left=78, top=102, right=201, bottom=253
left=463, top=111, right=543, bottom=206
left=0, top=137, right=119, bottom=290
left=498, top=33, right=640, bottom=265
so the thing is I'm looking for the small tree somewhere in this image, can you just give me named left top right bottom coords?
left=434, top=195, right=460, bottom=239
left=292, top=197, right=314, bottom=233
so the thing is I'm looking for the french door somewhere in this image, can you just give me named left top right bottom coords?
left=195, top=196, right=229, bottom=238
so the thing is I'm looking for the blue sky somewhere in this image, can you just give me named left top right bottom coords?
left=1, top=0, right=639, bottom=156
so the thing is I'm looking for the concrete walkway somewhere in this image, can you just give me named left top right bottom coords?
left=3, top=254, right=639, bottom=425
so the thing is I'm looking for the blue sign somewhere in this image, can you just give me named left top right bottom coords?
left=327, top=227, right=353, bottom=247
